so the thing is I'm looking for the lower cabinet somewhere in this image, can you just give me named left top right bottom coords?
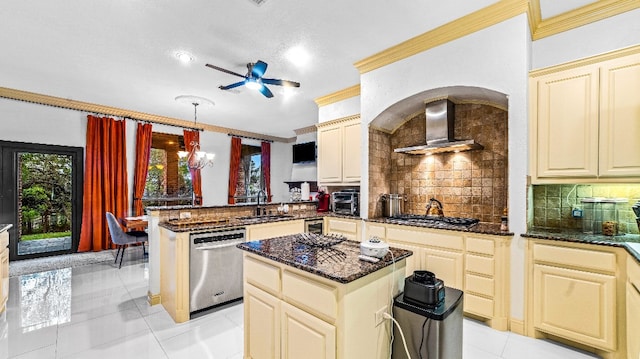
left=243, top=252, right=404, bottom=359
left=365, top=222, right=511, bottom=330
left=0, top=231, right=10, bottom=313
left=281, top=302, right=336, bottom=359
left=247, top=220, right=305, bottom=241
left=627, top=259, right=640, bottom=359
left=528, top=241, right=621, bottom=356
left=324, top=217, right=360, bottom=241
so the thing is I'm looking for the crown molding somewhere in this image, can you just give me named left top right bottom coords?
left=353, top=0, right=529, bottom=74
left=529, top=0, right=640, bottom=40
left=0, top=86, right=290, bottom=143
left=294, top=125, right=318, bottom=136
left=314, top=84, right=360, bottom=107
left=316, top=114, right=361, bottom=129
left=529, top=44, right=640, bottom=77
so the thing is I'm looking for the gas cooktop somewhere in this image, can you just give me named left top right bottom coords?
left=388, top=214, right=480, bottom=228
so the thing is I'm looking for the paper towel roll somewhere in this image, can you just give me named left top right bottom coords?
left=301, top=182, right=310, bottom=201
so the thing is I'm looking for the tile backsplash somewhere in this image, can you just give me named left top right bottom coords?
left=369, top=103, right=508, bottom=223
left=531, top=184, right=640, bottom=234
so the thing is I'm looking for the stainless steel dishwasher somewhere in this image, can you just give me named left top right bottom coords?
left=190, top=227, right=246, bottom=313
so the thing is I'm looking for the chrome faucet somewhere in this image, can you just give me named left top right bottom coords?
left=256, top=189, right=267, bottom=216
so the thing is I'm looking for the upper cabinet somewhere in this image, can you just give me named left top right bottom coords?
left=317, top=115, right=361, bottom=184
left=530, top=50, right=640, bottom=183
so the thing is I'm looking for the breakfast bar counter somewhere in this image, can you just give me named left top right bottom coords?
left=238, top=235, right=412, bottom=359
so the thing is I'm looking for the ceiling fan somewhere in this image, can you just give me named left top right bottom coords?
left=205, top=60, right=300, bottom=98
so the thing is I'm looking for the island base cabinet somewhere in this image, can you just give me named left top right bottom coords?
left=533, top=264, right=616, bottom=352
left=422, top=248, right=464, bottom=290
left=245, top=284, right=281, bottom=359
left=281, top=302, right=336, bottom=359
left=627, top=259, right=640, bottom=359
left=0, top=231, right=8, bottom=313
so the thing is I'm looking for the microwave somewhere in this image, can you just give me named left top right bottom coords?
left=332, top=191, right=359, bottom=215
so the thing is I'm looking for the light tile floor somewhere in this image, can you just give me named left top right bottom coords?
left=1, top=257, right=601, bottom=359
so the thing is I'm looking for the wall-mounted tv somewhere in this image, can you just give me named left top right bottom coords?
left=292, top=141, right=316, bottom=163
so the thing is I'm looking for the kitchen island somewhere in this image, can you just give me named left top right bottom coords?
left=237, top=235, right=412, bottom=359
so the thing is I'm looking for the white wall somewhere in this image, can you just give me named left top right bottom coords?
left=0, top=98, right=293, bottom=207
left=318, top=95, right=360, bottom=123
left=360, top=14, right=531, bottom=320
left=532, top=8, right=640, bottom=70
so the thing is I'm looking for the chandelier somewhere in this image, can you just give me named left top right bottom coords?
left=176, top=96, right=216, bottom=170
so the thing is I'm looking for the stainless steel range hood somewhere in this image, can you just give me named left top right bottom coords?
left=394, top=99, right=483, bottom=155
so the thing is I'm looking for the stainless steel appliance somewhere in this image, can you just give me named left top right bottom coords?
left=392, top=286, right=463, bottom=359
left=189, top=227, right=245, bottom=313
left=304, top=218, right=324, bottom=234
left=387, top=214, right=479, bottom=230
left=381, top=194, right=406, bottom=217
left=332, top=190, right=359, bottom=215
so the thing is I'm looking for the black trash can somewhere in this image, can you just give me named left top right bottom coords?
left=391, top=286, right=463, bottom=359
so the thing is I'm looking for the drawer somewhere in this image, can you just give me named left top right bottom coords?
left=327, top=219, right=358, bottom=234
left=465, top=273, right=494, bottom=297
left=466, top=254, right=494, bottom=276
left=464, top=293, right=494, bottom=318
left=282, top=270, right=337, bottom=321
left=387, top=226, right=463, bottom=251
left=466, top=236, right=494, bottom=255
left=245, top=255, right=281, bottom=296
left=533, top=243, right=616, bottom=273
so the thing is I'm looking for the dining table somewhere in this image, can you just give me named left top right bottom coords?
left=119, top=215, right=149, bottom=232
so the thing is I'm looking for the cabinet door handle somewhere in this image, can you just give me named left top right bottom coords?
left=631, top=281, right=640, bottom=295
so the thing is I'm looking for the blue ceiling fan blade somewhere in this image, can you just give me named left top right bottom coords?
left=251, top=60, right=268, bottom=78
left=219, top=81, right=246, bottom=90
left=262, top=78, right=300, bottom=87
left=259, top=85, right=274, bottom=98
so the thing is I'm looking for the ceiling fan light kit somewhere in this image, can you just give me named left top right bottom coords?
left=206, top=60, right=300, bottom=98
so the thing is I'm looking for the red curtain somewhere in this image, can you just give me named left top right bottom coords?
left=78, top=115, right=128, bottom=252
left=261, top=141, right=272, bottom=202
left=183, top=130, right=203, bottom=206
left=132, top=123, right=152, bottom=216
left=228, top=137, right=242, bottom=204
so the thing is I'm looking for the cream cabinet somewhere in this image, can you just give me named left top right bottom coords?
left=243, top=252, right=405, bottom=359
left=627, top=258, right=640, bottom=359
left=324, top=217, right=360, bottom=242
left=247, top=220, right=305, bottom=241
left=317, top=115, right=361, bottom=184
left=366, top=222, right=511, bottom=330
left=528, top=241, right=620, bottom=354
left=0, top=230, right=10, bottom=313
left=529, top=50, right=640, bottom=183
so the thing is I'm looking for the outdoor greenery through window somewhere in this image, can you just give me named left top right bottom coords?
left=143, top=133, right=193, bottom=207
left=235, top=144, right=263, bottom=203
left=19, top=152, right=72, bottom=241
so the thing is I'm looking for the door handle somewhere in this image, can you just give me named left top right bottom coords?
left=195, top=240, right=244, bottom=250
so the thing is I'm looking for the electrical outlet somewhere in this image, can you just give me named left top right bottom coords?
left=572, top=207, right=583, bottom=218
left=180, top=211, right=191, bottom=219
left=375, top=306, right=388, bottom=327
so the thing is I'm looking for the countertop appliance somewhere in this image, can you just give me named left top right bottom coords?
left=189, top=227, right=245, bottom=313
left=392, top=286, right=463, bottom=359
left=304, top=218, right=324, bottom=235
left=404, top=270, right=445, bottom=306
left=427, top=198, right=445, bottom=216
left=316, top=192, right=330, bottom=212
left=360, top=237, right=389, bottom=258
left=332, top=189, right=359, bottom=215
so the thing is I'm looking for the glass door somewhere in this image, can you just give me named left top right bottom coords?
left=0, top=141, right=83, bottom=261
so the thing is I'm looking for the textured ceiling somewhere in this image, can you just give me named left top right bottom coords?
left=0, top=0, right=605, bottom=138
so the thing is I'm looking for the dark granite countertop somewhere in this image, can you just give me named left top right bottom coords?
left=0, top=224, right=12, bottom=233
left=523, top=228, right=640, bottom=263
left=367, top=218, right=513, bottom=236
left=237, top=235, right=412, bottom=284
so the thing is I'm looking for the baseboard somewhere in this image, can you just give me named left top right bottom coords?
left=148, top=291, right=161, bottom=306
left=510, top=318, right=525, bottom=335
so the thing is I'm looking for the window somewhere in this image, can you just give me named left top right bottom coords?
left=143, top=132, right=192, bottom=207
left=234, top=144, right=264, bottom=203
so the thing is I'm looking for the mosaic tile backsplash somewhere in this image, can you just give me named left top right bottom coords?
left=531, top=184, right=640, bottom=234
left=369, top=103, right=508, bottom=223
